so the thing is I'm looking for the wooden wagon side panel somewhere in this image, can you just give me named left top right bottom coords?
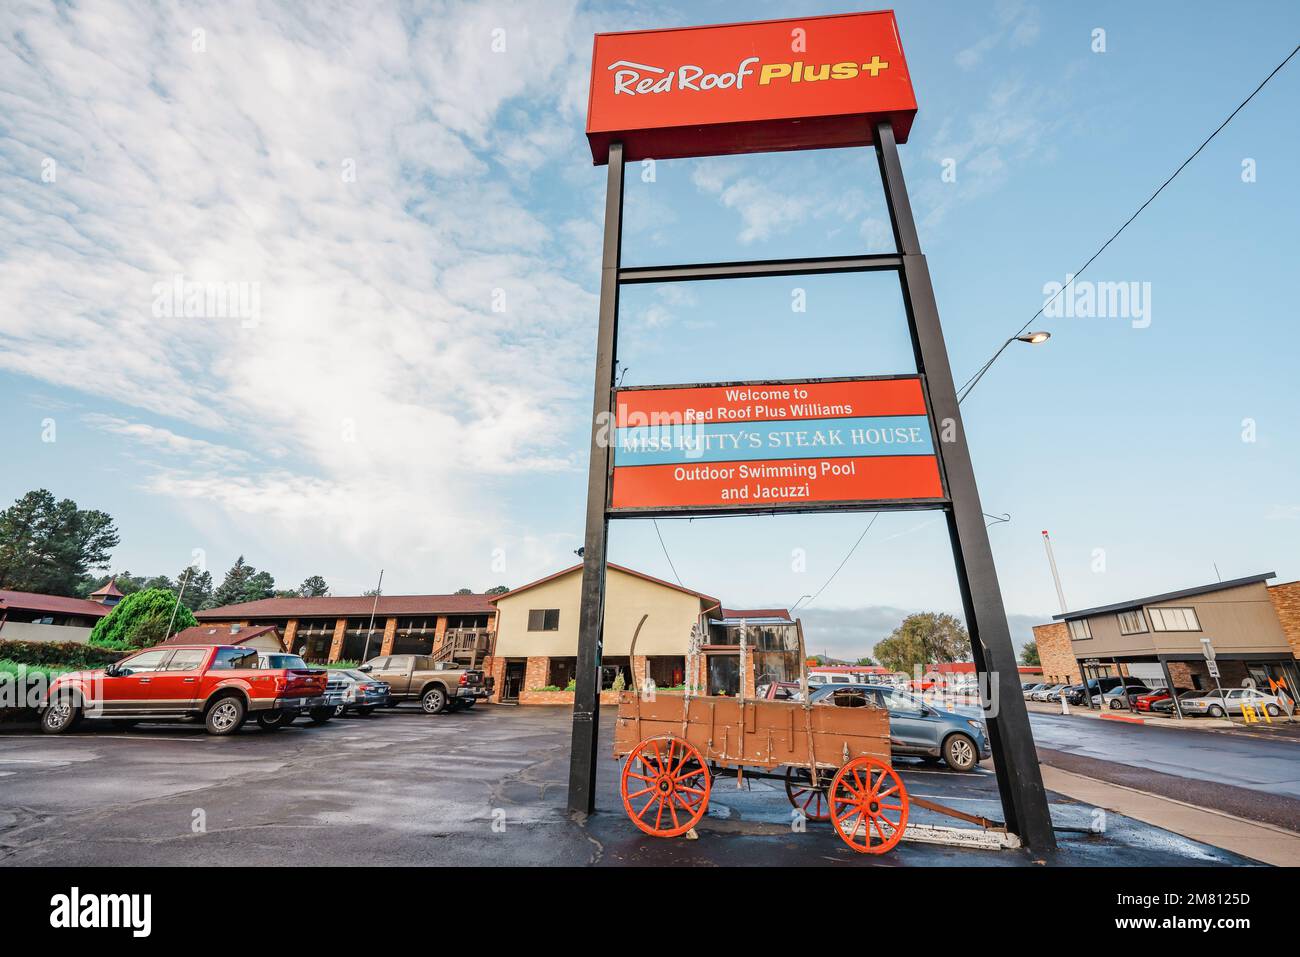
left=613, top=691, right=889, bottom=769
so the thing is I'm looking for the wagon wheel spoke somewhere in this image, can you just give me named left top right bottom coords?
left=636, top=793, right=659, bottom=820
left=626, top=785, right=655, bottom=800
left=876, top=783, right=900, bottom=800
left=626, top=771, right=655, bottom=783
left=677, top=783, right=706, bottom=797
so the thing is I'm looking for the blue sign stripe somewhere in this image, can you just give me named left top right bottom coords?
left=614, top=415, right=934, bottom=467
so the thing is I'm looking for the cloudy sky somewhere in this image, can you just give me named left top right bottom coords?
left=2, top=0, right=1298, bottom=659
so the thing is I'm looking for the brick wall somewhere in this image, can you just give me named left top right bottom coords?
left=328, top=617, right=346, bottom=662
left=1269, top=581, right=1300, bottom=661
left=282, top=619, right=297, bottom=653
left=1032, top=622, right=1079, bottom=684
left=379, top=616, right=397, bottom=656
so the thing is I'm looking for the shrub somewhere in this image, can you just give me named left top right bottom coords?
left=88, top=589, right=198, bottom=649
left=0, top=639, right=125, bottom=669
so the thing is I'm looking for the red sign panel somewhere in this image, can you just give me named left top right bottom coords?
left=610, top=377, right=945, bottom=513
left=586, top=10, right=917, bottom=164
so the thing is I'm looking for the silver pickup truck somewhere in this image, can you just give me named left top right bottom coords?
left=357, top=654, right=488, bottom=714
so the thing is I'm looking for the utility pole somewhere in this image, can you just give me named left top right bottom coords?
left=164, top=566, right=193, bottom=639
left=361, top=569, right=384, bottom=662
left=1041, top=530, right=1068, bottom=614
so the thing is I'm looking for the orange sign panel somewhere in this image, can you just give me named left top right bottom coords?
left=610, top=377, right=945, bottom=513
left=586, top=11, right=917, bottom=163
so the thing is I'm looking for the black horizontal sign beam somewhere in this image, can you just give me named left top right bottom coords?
left=618, top=253, right=903, bottom=285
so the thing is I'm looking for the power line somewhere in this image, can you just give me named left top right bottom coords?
left=791, top=513, right=881, bottom=613
left=655, top=520, right=686, bottom=587
left=957, top=42, right=1300, bottom=404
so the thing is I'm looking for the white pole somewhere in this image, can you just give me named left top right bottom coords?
left=361, top=569, right=384, bottom=662
left=1041, top=530, right=1068, bottom=614
left=165, top=566, right=192, bottom=638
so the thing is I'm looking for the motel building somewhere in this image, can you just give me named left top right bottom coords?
left=0, top=584, right=118, bottom=643
left=1032, top=573, right=1300, bottom=702
left=194, top=593, right=497, bottom=666
left=483, top=563, right=801, bottom=705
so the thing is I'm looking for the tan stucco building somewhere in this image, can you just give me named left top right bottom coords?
left=1032, top=572, right=1299, bottom=702
left=484, top=563, right=797, bottom=705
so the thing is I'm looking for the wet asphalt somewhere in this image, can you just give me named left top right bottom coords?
left=0, top=705, right=1260, bottom=867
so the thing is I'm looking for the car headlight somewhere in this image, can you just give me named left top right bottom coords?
left=966, top=719, right=984, bottom=731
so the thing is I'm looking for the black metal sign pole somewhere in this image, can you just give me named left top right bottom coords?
left=874, top=120, right=1056, bottom=850
left=568, top=142, right=624, bottom=816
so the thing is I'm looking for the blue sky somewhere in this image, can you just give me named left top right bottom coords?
left=2, top=0, right=1297, bottom=658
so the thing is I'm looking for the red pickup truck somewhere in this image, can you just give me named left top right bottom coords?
left=40, top=644, right=334, bottom=736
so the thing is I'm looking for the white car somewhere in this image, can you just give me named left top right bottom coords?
left=1179, top=687, right=1286, bottom=718
left=1032, top=683, right=1066, bottom=702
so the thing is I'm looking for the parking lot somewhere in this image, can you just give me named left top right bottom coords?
left=0, top=704, right=1258, bottom=867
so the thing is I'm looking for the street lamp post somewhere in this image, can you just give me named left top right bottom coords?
left=957, top=331, right=1052, bottom=403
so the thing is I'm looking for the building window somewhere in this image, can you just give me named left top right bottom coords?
left=1117, top=610, right=1148, bottom=635
left=527, top=609, right=561, bottom=632
left=547, top=657, right=576, bottom=689
left=1067, top=619, right=1092, bottom=641
left=1149, top=607, right=1201, bottom=632
left=646, top=656, right=685, bottom=689
left=600, top=656, right=632, bottom=690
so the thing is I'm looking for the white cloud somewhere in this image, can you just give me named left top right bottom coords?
left=0, top=0, right=598, bottom=588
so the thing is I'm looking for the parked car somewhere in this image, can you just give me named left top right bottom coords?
left=1032, top=683, right=1067, bottom=702
left=1150, top=689, right=1205, bottom=715
left=1061, top=682, right=1091, bottom=705
left=1180, top=687, right=1285, bottom=718
left=760, top=681, right=803, bottom=701
left=1021, top=683, right=1049, bottom=699
left=807, top=683, right=991, bottom=772
left=1091, top=680, right=1150, bottom=710
left=255, top=652, right=347, bottom=727
left=358, top=654, right=488, bottom=714
left=327, top=669, right=392, bottom=716
left=1132, top=688, right=1172, bottom=712
left=40, top=644, right=335, bottom=736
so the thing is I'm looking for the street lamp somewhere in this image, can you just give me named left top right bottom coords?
left=958, top=331, right=1052, bottom=403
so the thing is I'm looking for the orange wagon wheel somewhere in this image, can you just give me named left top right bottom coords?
left=829, top=756, right=909, bottom=854
left=620, top=736, right=711, bottom=838
left=784, top=767, right=831, bottom=822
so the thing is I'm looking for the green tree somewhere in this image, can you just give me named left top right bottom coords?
left=455, top=587, right=473, bottom=595
left=855, top=656, right=878, bottom=667
left=175, top=567, right=214, bottom=611
left=1020, top=641, right=1041, bottom=667
left=206, top=556, right=275, bottom=608
left=0, top=490, right=120, bottom=596
left=485, top=585, right=510, bottom=596
left=88, top=588, right=198, bottom=649
left=873, top=612, right=971, bottom=673
left=297, top=575, right=330, bottom=597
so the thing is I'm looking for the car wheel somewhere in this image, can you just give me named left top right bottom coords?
left=1266, top=704, right=1280, bottom=717
left=942, top=733, right=978, bottom=772
left=307, top=707, right=334, bottom=725
left=205, top=696, right=246, bottom=736
left=1208, top=705, right=1225, bottom=718
left=421, top=686, right=448, bottom=714
left=1109, top=698, right=1123, bottom=710
left=256, top=710, right=291, bottom=731
left=41, top=697, right=81, bottom=734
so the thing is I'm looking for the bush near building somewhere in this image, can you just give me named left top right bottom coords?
left=0, top=639, right=125, bottom=669
left=87, top=588, right=197, bottom=650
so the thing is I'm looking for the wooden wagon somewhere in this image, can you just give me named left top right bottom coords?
left=612, top=617, right=910, bottom=854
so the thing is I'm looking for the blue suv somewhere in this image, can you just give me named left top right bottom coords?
left=807, top=683, right=992, bottom=771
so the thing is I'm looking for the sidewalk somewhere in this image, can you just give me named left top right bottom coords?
left=1040, top=764, right=1300, bottom=866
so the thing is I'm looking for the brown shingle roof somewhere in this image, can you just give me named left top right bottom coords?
left=0, top=589, right=112, bottom=619
left=161, top=623, right=282, bottom=646
left=720, top=608, right=792, bottom=620
left=195, top=593, right=496, bottom=620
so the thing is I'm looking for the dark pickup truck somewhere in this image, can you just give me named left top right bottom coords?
left=358, top=654, right=489, bottom=714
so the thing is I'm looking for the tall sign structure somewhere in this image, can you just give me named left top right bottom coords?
left=572, top=11, right=1056, bottom=849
